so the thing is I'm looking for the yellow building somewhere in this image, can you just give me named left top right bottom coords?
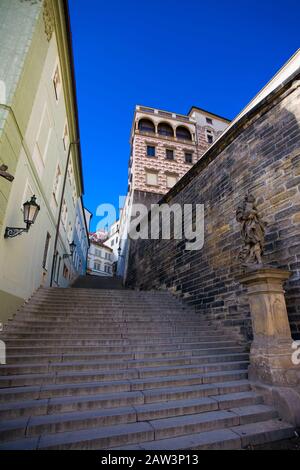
left=0, top=0, right=86, bottom=323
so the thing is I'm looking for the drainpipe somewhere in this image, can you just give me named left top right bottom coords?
left=50, top=141, right=79, bottom=287
left=194, top=122, right=200, bottom=162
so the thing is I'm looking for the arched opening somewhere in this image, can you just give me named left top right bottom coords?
left=157, top=122, right=174, bottom=137
left=176, top=126, right=192, bottom=141
left=138, top=119, right=155, bottom=133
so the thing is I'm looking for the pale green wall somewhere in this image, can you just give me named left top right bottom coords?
left=0, top=0, right=43, bottom=231
left=0, top=289, right=24, bottom=324
left=0, top=0, right=81, bottom=322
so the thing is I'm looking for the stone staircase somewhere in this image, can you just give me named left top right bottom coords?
left=0, top=286, right=295, bottom=450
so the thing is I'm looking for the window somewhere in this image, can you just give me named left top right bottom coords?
left=52, top=164, right=61, bottom=204
left=56, top=256, right=61, bottom=283
left=206, top=117, right=213, bottom=124
left=185, top=152, right=193, bottom=164
left=63, top=123, right=69, bottom=151
left=63, top=264, right=69, bottom=279
left=146, top=170, right=158, bottom=186
left=67, top=221, right=72, bottom=242
left=42, top=233, right=51, bottom=270
left=166, top=149, right=174, bottom=160
left=138, top=119, right=155, bottom=133
left=72, top=186, right=77, bottom=207
left=104, top=265, right=111, bottom=274
left=176, top=126, right=192, bottom=141
left=206, top=130, right=214, bottom=144
left=94, top=262, right=101, bottom=271
left=53, top=65, right=61, bottom=101
left=158, top=122, right=173, bottom=137
left=95, top=248, right=101, bottom=257
left=111, top=239, right=115, bottom=247
left=147, top=145, right=156, bottom=157
left=166, top=174, right=178, bottom=189
left=105, top=252, right=111, bottom=260
left=35, top=104, right=52, bottom=170
left=61, top=199, right=68, bottom=228
left=67, top=160, right=73, bottom=182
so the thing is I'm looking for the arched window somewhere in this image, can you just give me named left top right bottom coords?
left=157, top=122, right=174, bottom=137
left=176, top=126, right=192, bottom=141
left=138, top=119, right=155, bottom=133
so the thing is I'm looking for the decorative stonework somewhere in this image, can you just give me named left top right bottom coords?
left=239, top=267, right=300, bottom=426
left=236, top=194, right=266, bottom=267
left=239, top=267, right=299, bottom=387
left=20, top=0, right=42, bottom=4
left=43, top=0, right=54, bottom=42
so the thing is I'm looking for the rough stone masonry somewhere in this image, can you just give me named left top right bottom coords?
left=126, top=72, right=300, bottom=341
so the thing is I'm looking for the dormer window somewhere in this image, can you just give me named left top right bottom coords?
left=53, top=65, right=62, bottom=101
left=206, top=129, right=214, bottom=144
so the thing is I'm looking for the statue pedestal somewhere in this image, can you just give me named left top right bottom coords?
left=239, top=267, right=299, bottom=387
left=239, top=267, right=300, bottom=426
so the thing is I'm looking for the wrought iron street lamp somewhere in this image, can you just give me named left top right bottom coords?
left=4, top=195, right=40, bottom=239
left=63, top=241, right=76, bottom=259
left=117, top=245, right=124, bottom=258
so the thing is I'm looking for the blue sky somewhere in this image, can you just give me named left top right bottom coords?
left=68, top=0, right=300, bottom=232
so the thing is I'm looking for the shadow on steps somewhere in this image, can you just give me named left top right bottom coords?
left=72, top=275, right=125, bottom=290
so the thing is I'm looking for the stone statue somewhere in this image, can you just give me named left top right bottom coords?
left=0, top=164, right=14, bottom=182
left=236, top=194, right=266, bottom=266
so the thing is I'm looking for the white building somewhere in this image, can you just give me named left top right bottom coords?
left=87, top=241, right=114, bottom=277
left=103, top=219, right=120, bottom=263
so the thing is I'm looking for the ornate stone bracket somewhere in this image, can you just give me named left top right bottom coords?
left=43, top=0, right=54, bottom=42
left=0, top=165, right=14, bottom=182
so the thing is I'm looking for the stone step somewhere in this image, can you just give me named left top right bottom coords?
left=4, top=351, right=249, bottom=366
left=0, top=358, right=248, bottom=377
left=4, top=332, right=236, bottom=343
left=112, top=420, right=295, bottom=450
left=5, top=345, right=248, bottom=357
left=0, top=367, right=248, bottom=388
left=0, top=389, right=261, bottom=420
left=0, top=405, right=279, bottom=449
left=0, top=378, right=251, bottom=403
left=9, top=319, right=220, bottom=330
left=2, top=337, right=242, bottom=347
left=0, top=393, right=264, bottom=440
left=22, top=299, right=188, bottom=310
left=5, top=324, right=224, bottom=335
left=14, top=313, right=204, bottom=322
left=10, top=315, right=213, bottom=325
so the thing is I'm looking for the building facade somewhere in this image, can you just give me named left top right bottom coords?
left=0, top=0, right=85, bottom=322
left=70, top=198, right=90, bottom=279
left=126, top=51, right=300, bottom=340
left=87, top=241, right=114, bottom=277
left=118, top=105, right=230, bottom=279
left=103, top=219, right=120, bottom=263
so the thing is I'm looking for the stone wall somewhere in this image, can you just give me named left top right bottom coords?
left=126, top=73, right=300, bottom=340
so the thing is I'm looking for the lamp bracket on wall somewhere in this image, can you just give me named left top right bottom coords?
left=4, top=225, right=29, bottom=239
left=0, top=164, right=14, bottom=182
left=4, top=195, right=40, bottom=239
